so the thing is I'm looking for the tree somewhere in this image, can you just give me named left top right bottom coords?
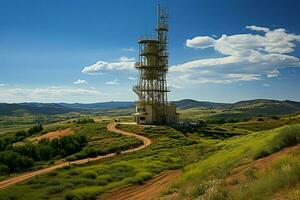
left=27, top=124, right=43, bottom=136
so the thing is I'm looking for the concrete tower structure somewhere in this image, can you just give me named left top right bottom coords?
left=133, top=5, right=178, bottom=124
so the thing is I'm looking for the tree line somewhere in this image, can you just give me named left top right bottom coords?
left=0, top=125, right=87, bottom=175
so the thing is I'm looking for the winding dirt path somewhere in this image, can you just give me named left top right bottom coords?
left=0, top=122, right=151, bottom=190
left=98, top=170, right=181, bottom=200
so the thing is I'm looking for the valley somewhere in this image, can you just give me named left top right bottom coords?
left=0, top=99, right=299, bottom=200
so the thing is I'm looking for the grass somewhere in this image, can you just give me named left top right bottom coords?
left=1, top=112, right=299, bottom=200
left=164, top=123, right=300, bottom=200
left=230, top=155, right=300, bottom=200
left=0, top=124, right=204, bottom=200
left=66, top=122, right=143, bottom=161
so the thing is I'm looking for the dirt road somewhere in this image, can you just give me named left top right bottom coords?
left=0, top=122, right=151, bottom=189
left=98, top=170, right=181, bottom=200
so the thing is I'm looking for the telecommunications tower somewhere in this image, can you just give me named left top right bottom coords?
left=133, top=4, right=178, bottom=124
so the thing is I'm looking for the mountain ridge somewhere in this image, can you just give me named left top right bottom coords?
left=1, top=99, right=300, bottom=116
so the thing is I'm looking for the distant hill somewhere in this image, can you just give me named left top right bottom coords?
left=225, top=99, right=300, bottom=117
left=1, top=99, right=300, bottom=117
left=58, top=101, right=134, bottom=110
left=0, top=103, right=75, bottom=115
left=177, top=99, right=300, bottom=120
left=175, top=99, right=230, bottom=109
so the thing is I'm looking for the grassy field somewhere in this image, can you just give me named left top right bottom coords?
left=0, top=118, right=143, bottom=181
left=0, top=124, right=203, bottom=200
left=162, top=124, right=300, bottom=200
left=0, top=110, right=299, bottom=200
left=178, top=104, right=300, bottom=121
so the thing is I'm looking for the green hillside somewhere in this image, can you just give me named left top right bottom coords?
left=179, top=99, right=300, bottom=120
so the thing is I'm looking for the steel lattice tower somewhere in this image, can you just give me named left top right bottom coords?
left=133, top=5, right=177, bottom=124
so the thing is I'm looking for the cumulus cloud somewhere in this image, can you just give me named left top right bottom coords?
left=0, top=86, right=103, bottom=102
left=186, top=36, right=215, bottom=49
left=73, top=79, right=88, bottom=85
left=169, top=25, right=300, bottom=86
left=7, top=86, right=101, bottom=96
left=246, top=25, right=270, bottom=32
left=105, top=78, right=119, bottom=85
left=121, top=48, right=135, bottom=52
left=82, top=56, right=135, bottom=74
left=128, top=76, right=137, bottom=81
left=0, top=83, right=7, bottom=87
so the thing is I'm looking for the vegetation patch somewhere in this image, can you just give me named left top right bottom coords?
left=0, top=124, right=204, bottom=200
left=165, top=124, right=300, bottom=200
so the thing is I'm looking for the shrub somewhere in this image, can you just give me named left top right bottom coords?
left=254, top=150, right=271, bottom=159
left=83, top=171, right=97, bottom=179
left=27, top=124, right=43, bottom=136
left=69, top=170, right=81, bottom=176
left=47, top=185, right=65, bottom=194
left=96, top=179, right=109, bottom=186
left=15, top=130, right=27, bottom=139
left=0, top=150, right=34, bottom=173
left=64, top=192, right=75, bottom=200
left=66, top=186, right=102, bottom=200
left=254, top=125, right=300, bottom=159
left=47, top=171, right=58, bottom=177
left=0, top=164, right=9, bottom=174
left=76, top=118, right=95, bottom=124
left=83, top=148, right=97, bottom=158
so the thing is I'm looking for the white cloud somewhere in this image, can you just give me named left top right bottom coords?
left=263, top=83, right=271, bottom=87
left=186, top=36, right=215, bottom=49
left=168, top=83, right=184, bottom=89
left=118, top=56, right=135, bottom=62
left=7, top=87, right=101, bottom=96
left=0, top=83, right=7, bottom=87
left=246, top=25, right=270, bottom=32
left=121, top=48, right=135, bottom=52
left=0, top=86, right=103, bottom=103
left=82, top=56, right=135, bottom=74
left=128, top=76, right=137, bottom=81
left=105, top=78, right=119, bottom=85
left=73, top=79, right=88, bottom=85
left=169, top=26, right=300, bottom=86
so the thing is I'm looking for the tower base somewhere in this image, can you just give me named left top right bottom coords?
left=133, top=101, right=178, bottom=125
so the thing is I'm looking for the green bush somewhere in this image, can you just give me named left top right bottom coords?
left=66, top=186, right=102, bottom=200
left=47, top=185, right=65, bottom=194
left=76, top=118, right=95, bottom=124
left=83, top=171, right=97, bottom=179
left=27, top=124, right=43, bottom=136
left=254, top=125, right=300, bottom=159
left=0, top=164, right=9, bottom=174
left=0, top=150, right=34, bottom=173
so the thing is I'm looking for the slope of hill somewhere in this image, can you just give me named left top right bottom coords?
left=224, top=99, right=300, bottom=118
left=1, top=99, right=300, bottom=118
left=58, top=101, right=134, bottom=110
left=174, top=99, right=230, bottom=109
left=162, top=124, right=300, bottom=200
left=0, top=103, right=76, bottom=115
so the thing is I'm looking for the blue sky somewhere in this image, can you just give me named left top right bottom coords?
left=0, top=0, right=300, bottom=103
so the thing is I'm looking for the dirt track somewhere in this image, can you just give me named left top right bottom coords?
left=228, top=144, right=300, bottom=182
left=0, top=122, right=151, bottom=190
left=98, top=170, right=181, bottom=200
